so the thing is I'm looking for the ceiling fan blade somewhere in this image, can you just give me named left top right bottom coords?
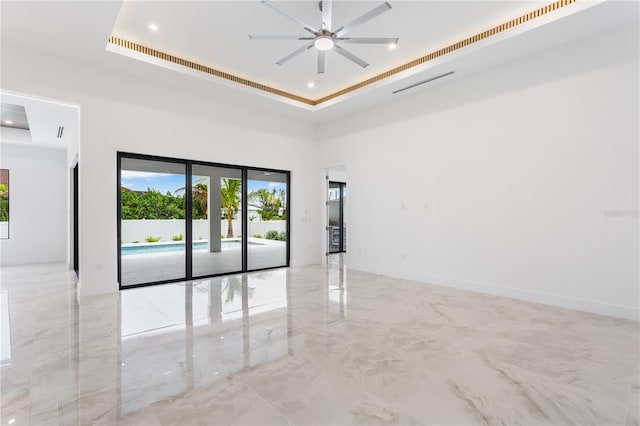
left=262, top=0, right=318, bottom=34
left=318, top=50, right=326, bottom=74
left=333, top=44, right=369, bottom=68
left=249, top=35, right=315, bottom=40
left=337, top=37, right=398, bottom=45
left=275, top=42, right=315, bottom=65
left=335, top=2, right=392, bottom=37
left=321, top=0, right=333, bottom=31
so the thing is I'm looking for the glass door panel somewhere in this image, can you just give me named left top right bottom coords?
left=247, top=170, right=288, bottom=270
left=341, top=184, right=347, bottom=252
left=328, top=182, right=341, bottom=253
left=120, top=157, right=186, bottom=286
left=191, top=164, right=243, bottom=277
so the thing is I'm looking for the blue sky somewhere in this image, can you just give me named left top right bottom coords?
left=121, top=171, right=286, bottom=195
left=121, top=171, right=185, bottom=194
left=247, top=180, right=286, bottom=193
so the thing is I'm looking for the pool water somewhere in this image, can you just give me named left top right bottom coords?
left=122, top=240, right=246, bottom=256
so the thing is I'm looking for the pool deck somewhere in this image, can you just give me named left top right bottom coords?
left=121, top=238, right=286, bottom=285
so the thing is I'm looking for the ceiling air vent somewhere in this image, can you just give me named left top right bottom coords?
left=57, top=126, right=64, bottom=139
left=392, top=71, right=455, bottom=94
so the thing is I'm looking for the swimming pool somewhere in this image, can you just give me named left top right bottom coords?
left=121, top=240, right=251, bottom=256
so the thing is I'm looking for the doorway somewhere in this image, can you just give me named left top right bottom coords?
left=328, top=181, right=346, bottom=254
left=73, top=163, right=79, bottom=276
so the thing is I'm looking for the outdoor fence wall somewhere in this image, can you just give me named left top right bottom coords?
left=121, top=219, right=286, bottom=243
left=246, top=220, right=287, bottom=238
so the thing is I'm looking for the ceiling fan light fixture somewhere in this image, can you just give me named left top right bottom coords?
left=253, top=0, right=397, bottom=73
left=314, top=36, right=334, bottom=51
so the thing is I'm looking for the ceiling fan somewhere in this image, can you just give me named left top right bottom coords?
left=249, top=0, right=398, bottom=74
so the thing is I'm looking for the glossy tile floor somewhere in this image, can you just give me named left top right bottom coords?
left=1, top=258, right=638, bottom=425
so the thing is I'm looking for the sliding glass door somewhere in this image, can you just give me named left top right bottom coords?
left=191, top=164, right=243, bottom=277
left=119, top=157, right=187, bottom=286
left=247, top=169, right=289, bottom=270
left=118, top=153, right=289, bottom=288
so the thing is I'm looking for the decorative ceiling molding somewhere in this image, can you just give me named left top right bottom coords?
left=108, top=0, right=575, bottom=107
left=107, top=36, right=315, bottom=105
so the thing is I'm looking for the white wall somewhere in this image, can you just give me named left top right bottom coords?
left=0, top=144, right=68, bottom=265
left=328, top=169, right=347, bottom=183
left=1, top=45, right=322, bottom=296
left=319, top=24, right=639, bottom=320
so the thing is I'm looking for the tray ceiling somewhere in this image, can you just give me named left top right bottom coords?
left=109, top=0, right=569, bottom=107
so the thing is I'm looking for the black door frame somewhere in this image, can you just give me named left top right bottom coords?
left=328, top=181, right=346, bottom=254
left=73, top=163, right=79, bottom=276
left=117, top=152, right=291, bottom=290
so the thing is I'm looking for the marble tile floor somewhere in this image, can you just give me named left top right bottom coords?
left=1, top=259, right=638, bottom=425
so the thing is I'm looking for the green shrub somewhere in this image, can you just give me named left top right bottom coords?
left=171, top=234, right=183, bottom=241
left=252, top=234, right=263, bottom=239
left=121, top=188, right=188, bottom=220
left=0, top=197, right=8, bottom=222
left=278, top=231, right=287, bottom=241
left=145, top=236, right=161, bottom=243
left=132, top=241, right=140, bottom=244
left=221, top=234, right=225, bottom=239
left=265, top=230, right=279, bottom=240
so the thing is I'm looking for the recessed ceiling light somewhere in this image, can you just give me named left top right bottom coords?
left=148, top=23, right=158, bottom=31
left=388, top=42, right=397, bottom=50
left=307, top=81, right=315, bottom=88
left=3, top=120, right=13, bottom=125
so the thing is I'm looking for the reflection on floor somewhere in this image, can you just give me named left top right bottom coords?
left=121, top=238, right=287, bottom=285
left=1, top=260, right=638, bottom=425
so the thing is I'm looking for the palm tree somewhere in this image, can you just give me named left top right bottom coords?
left=276, top=188, right=286, bottom=218
left=175, top=177, right=208, bottom=219
left=221, top=178, right=241, bottom=238
left=248, top=188, right=280, bottom=220
left=192, top=183, right=208, bottom=219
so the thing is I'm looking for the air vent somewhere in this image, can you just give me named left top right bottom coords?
left=392, top=71, right=455, bottom=94
left=57, top=126, right=64, bottom=139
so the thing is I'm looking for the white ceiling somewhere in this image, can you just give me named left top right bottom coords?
left=111, top=1, right=554, bottom=98
left=1, top=1, right=638, bottom=122
left=0, top=92, right=78, bottom=150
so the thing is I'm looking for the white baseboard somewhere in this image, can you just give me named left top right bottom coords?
left=348, top=263, right=639, bottom=321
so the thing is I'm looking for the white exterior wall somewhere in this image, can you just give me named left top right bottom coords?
left=121, top=219, right=286, bottom=243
